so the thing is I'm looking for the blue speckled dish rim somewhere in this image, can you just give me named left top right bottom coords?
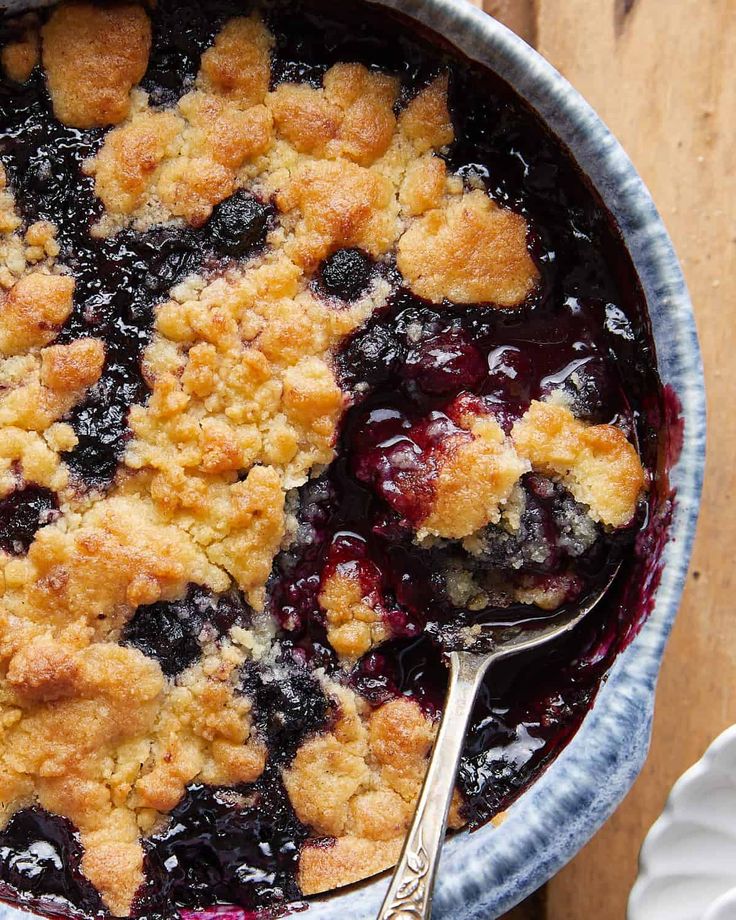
left=0, top=0, right=705, bottom=918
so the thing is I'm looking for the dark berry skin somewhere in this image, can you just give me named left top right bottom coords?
left=122, top=585, right=251, bottom=677
left=0, top=486, right=59, bottom=555
left=206, top=191, right=274, bottom=257
left=0, top=808, right=104, bottom=917
left=239, top=655, right=332, bottom=763
left=404, top=329, right=486, bottom=395
left=318, top=248, right=375, bottom=301
left=142, top=769, right=307, bottom=913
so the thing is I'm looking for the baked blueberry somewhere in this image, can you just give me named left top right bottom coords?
left=0, top=486, right=58, bottom=555
left=207, top=191, right=274, bottom=258
left=318, top=248, right=374, bottom=301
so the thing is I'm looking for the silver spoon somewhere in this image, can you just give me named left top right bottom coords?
left=377, top=562, right=622, bottom=920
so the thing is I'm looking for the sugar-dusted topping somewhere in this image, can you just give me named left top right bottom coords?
left=419, top=407, right=528, bottom=540
left=397, top=188, right=539, bottom=306
left=41, top=1, right=151, bottom=128
left=512, top=400, right=646, bottom=527
left=0, top=13, right=39, bottom=84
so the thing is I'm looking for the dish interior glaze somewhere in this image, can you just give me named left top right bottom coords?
left=0, top=0, right=673, bottom=918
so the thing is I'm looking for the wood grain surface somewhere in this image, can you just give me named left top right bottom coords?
left=465, top=0, right=736, bottom=917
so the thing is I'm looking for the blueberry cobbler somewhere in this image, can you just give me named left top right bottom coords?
left=0, top=0, right=663, bottom=916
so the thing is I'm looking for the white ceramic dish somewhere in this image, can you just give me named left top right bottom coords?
left=629, top=726, right=736, bottom=920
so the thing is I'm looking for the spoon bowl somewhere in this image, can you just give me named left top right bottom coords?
left=377, top=561, right=623, bottom=920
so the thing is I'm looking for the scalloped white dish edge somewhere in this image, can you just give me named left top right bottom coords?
left=629, top=726, right=736, bottom=920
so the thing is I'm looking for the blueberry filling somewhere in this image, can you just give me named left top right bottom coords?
left=142, top=769, right=307, bottom=914
left=239, top=656, right=332, bottom=763
left=122, top=585, right=251, bottom=678
left=0, top=485, right=59, bottom=555
left=0, top=809, right=104, bottom=918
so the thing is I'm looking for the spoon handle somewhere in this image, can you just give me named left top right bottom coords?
left=377, top=650, right=492, bottom=920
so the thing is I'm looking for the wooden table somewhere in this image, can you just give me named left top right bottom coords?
left=463, top=1, right=736, bottom=917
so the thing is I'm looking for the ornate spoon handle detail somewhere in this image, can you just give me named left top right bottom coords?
left=377, top=651, right=492, bottom=920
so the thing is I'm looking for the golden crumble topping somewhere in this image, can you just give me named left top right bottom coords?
left=512, top=400, right=647, bottom=527
left=84, top=12, right=531, bottom=310
left=1, top=14, right=39, bottom=84
left=41, top=1, right=151, bottom=129
left=292, top=688, right=464, bottom=894
left=0, top=272, right=74, bottom=355
left=271, top=63, right=398, bottom=165
left=419, top=407, right=529, bottom=540
left=199, top=15, right=273, bottom=106
left=0, top=428, right=68, bottom=499
left=319, top=568, right=388, bottom=661
left=0, top=168, right=61, bottom=288
left=124, top=252, right=392, bottom=607
left=397, top=188, right=540, bottom=306
left=273, top=158, right=399, bottom=267
left=0, top=342, right=104, bottom=437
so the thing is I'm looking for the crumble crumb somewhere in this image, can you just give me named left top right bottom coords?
left=271, top=63, right=398, bottom=165
left=41, top=1, right=151, bottom=128
left=0, top=272, right=74, bottom=355
left=419, top=408, right=528, bottom=540
left=399, top=154, right=448, bottom=216
left=512, top=400, right=646, bottom=527
left=289, top=687, right=464, bottom=894
left=319, top=568, right=388, bottom=660
left=1, top=14, right=39, bottom=84
left=199, top=15, right=273, bottom=106
left=274, top=158, right=399, bottom=268
left=398, top=73, right=455, bottom=154
left=89, top=108, right=184, bottom=217
left=397, top=189, right=539, bottom=306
